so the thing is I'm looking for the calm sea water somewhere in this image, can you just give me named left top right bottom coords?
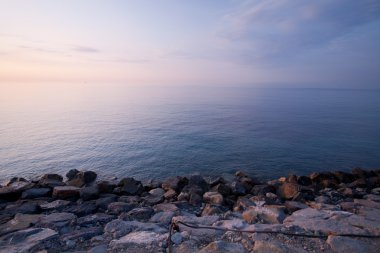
left=1, top=84, right=379, bottom=181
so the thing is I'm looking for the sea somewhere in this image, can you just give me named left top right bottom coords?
left=1, top=83, right=379, bottom=182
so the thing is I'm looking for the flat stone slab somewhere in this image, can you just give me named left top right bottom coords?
left=110, top=231, right=168, bottom=253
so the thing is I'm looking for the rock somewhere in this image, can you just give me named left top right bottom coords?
left=149, top=188, right=165, bottom=196
left=107, top=202, right=135, bottom=215
left=284, top=207, right=380, bottom=236
left=143, top=193, right=164, bottom=205
left=153, top=203, right=179, bottom=212
left=371, top=188, right=380, bottom=195
left=38, top=174, right=65, bottom=188
left=251, top=185, right=276, bottom=196
left=0, top=213, right=42, bottom=236
left=62, top=226, right=103, bottom=242
left=172, top=215, right=221, bottom=238
left=38, top=212, right=76, bottom=232
left=125, top=207, right=154, bottom=221
left=109, top=231, right=168, bottom=253
left=202, top=204, right=228, bottom=216
left=104, top=219, right=167, bottom=239
left=242, top=205, right=285, bottom=224
left=67, top=171, right=97, bottom=187
left=77, top=213, right=115, bottom=226
left=164, top=189, right=177, bottom=199
left=297, top=176, right=312, bottom=186
left=189, top=193, right=203, bottom=206
left=213, top=219, right=248, bottom=230
left=21, top=188, right=51, bottom=199
left=230, top=181, right=246, bottom=196
left=97, top=181, right=115, bottom=194
left=354, top=198, right=380, bottom=209
left=0, top=181, right=33, bottom=200
left=3, top=201, right=40, bottom=215
left=253, top=240, right=307, bottom=253
left=150, top=211, right=175, bottom=225
left=333, top=171, right=355, bottom=184
left=104, top=219, right=133, bottom=239
left=63, top=200, right=97, bottom=217
left=171, top=232, right=183, bottom=244
left=233, top=197, right=256, bottom=212
left=40, top=199, right=71, bottom=210
left=188, top=174, right=209, bottom=192
left=96, top=196, right=117, bottom=210
left=161, top=176, right=188, bottom=192
left=315, top=195, right=331, bottom=204
left=199, top=240, right=248, bottom=253
left=284, top=201, right=308, bottom=213
left=327, top=235, right=380, bottom=253
left=3, top=177, right=28, bottom=186
left=212, top=183, right=231, bottom=197
left=87, top=244, right=107, bottom=253
left=277, top=183, right=299, bottom=200
left=52, top=186, right=80, bottom=199
left=117, top=178, right=144, bottom=195
left=79, top=186, right=99, bottom=200
left=118, top=195, right=141, bottom=203
left=203, top=192, right=224, bottom=205
left=66, top=169, right=79, bottom=180
left=0, top=228, right=58, bottom=253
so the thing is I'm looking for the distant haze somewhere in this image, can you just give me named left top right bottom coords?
left=1, top=0, right=380, bottom=88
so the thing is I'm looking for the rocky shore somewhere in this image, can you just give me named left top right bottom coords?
left=1, top=168, right=380, bottom=253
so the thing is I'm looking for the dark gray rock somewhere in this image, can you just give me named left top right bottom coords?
left=161, top=176, right=188, bottom=192
left=66, top=169, right=79, bottom=181
left=125, top=207, right=154, bottom=221
left=21, top=188, right=51, bottom=199
left=96, top=196, right=117, bottom=210
left=67, top=171, right=97, bottom=188
left=107, top=202, right=135, bottom=215
left=150, top=211, right=175, bottom=225
left=79, top=186, right=99, bottom=201
left=116, top=178, right=144, bottom=195
left=77, top=213, right=115, bottom=227
left=0, top=181, right=34, bottom=201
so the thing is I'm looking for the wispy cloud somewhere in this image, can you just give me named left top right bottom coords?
left=217, top=0, right=380, bottom=63
left=72, top=46, right=100, bottom=53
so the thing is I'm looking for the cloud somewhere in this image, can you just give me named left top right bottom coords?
left=72, top=46, right=100, bottom=53
left=217, top=0, right=380, bottom=63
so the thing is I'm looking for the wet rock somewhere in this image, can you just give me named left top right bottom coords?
left=150, top=211, right=175, bottom=225
left=21, top=188, right=51, bottom=199
left=107, top=202, right=135, bottom=215
left=40, top=199, right=70, bottom=210
left=0, top=213, right=42, bottom=236
left=66, top=169, right=79, bottom=181
left=230, top=181, right=246, bottom=196
left=0, top=181, right=34, bottom=201
left=117, top=178, right=144, bottom=195
left=67, top=171, right=97, bottom=188
left=4, top=177, right=28, bottom=186
left=161, top=176, right=188, bottom=192
left=125, top=207, right=154, bottom=221
left=0, top=228, right=58, bottom=253
left=198, top=240, right=248, bottom=253
left=327, top=235, right=380, bottom=253
left=77, top=213, right=115, bottom=227
left=188, top=174, right=209, bottom=192
left=97, top=181, right=115, bottom=194
left=277, top=183, right=299, bottom=200
left=52, top=186, right=80, bottom=199
left=109, top=231, right=168, bottom=253
left=203, top=192, right=223, bottom=205
left=212, top=183, right=231, bottom=197
left=242, top=205, right=285, bottom=224
left=79, top=186, right=99, bottom=201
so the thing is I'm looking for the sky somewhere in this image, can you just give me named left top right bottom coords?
left=1, top=0, right=380, bottom=88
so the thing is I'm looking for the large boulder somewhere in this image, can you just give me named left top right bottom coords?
left=116, top=178, right=144, bottom=195
left=52, top=186, right=80, bottom=199
left=277, top=183, right=299, bottom=200
left=38, top=174, right=65, bottom=188
left=21, top=188, right=51, bottom=199
left=161, top=176, right=188, bottom=192
left=67, top=171, right=97, bottom=187
left=0, top=181, right=34, bottom=201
